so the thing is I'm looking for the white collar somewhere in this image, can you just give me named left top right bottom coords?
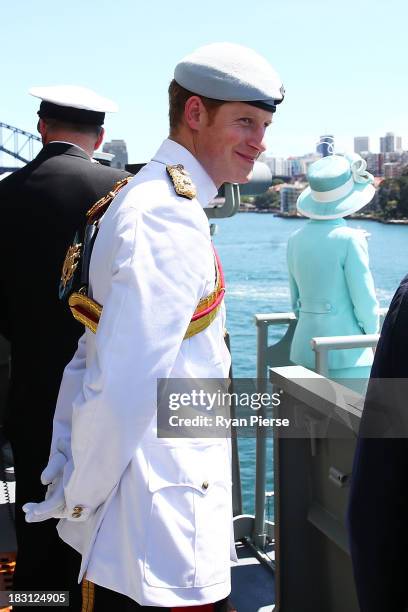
left=151, top=138, right=218, bottom=207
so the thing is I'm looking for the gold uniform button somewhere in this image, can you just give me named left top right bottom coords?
left=72, top=511, right=82, bottom=518
left=73, top=505, right=83, bottom=513
left=202, top=480, right=209, bottom=490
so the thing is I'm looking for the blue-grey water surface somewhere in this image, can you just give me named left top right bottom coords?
left=213, top=214, right=408, bottom=514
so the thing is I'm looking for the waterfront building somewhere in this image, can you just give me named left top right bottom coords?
left=316, top=135, right=334, bottom=157
left=396, top=136, right=403, bottom=151
left=280, top=183, right=304, bottom=215
left=384, top=151, right=401, bottom=163
left=265, top=154, right=320, bottom=179
left=265, top=156, right=291, bottom=177
left=264, top=156, right=275, bottom=174
left=400, top=150, right=408, bottom=166
left=354, top=136, right=369, bottom=155
left=361, top=152, right=383, bottom=176
left=288, top=158, right=307, bottom=177
left=383, top=162, right=402, bottom=179
left=102, top=139, right=128, bottom=169
left=301, top=153, right=321, bottom=172
left=380, top=132, right=401, bottom=154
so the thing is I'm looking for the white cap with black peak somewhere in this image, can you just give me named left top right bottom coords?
left=29, top=85, right=118, bottom=125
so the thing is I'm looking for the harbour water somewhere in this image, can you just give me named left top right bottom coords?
left=213, top=214, right=408, bottom=513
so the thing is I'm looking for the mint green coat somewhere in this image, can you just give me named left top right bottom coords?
left=287, top=219, right=379, bottom=372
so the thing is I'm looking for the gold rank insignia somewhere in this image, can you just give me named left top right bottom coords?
left=166, top=164, right=196, bottom=200
left=60, top=242, right=82, bottom=291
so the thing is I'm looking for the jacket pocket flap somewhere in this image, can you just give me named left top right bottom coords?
left=147, top=443, right=228, bottom=494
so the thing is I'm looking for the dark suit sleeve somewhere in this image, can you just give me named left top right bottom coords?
left=0, top=251, right=10, bottom=340
left=348, top=278, right=408, bottom=611
left=0, top=183, right=9, bottom=340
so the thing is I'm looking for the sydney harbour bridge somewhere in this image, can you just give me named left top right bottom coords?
left=0, top=122, right=42, bottom=174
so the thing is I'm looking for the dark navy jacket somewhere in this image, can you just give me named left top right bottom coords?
left=348, top=274, right=408, bottom=611
left=0, top=142, right=130, bottom=595
left=0, top=142, right=129, bottom=444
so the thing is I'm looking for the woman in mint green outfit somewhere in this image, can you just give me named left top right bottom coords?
left=287, top=153, right=379, bottom=380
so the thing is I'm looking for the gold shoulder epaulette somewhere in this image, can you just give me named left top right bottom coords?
left=86, top=176, right=132, bottom=223
left=166, top=164, right=196, bottom=200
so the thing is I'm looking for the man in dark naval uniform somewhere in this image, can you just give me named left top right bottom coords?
left=0, top=85, right=130, bottom=608
left=348, top=275, right=408, bottom=611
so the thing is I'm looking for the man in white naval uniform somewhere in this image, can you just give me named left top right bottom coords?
left=23, top=43, right=284, bottom=611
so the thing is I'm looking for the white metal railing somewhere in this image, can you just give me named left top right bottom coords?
left=253, top=312, right=296, bottom=549
left=311, top=334, right=379, bottom=377
left=311, top=307, right=388, bottom=376
left=253, top=306, right=388, bottom=550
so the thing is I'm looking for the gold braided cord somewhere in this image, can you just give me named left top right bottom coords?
left=86, top=176, right=132, bottom=224
left=67, top=283, right=223, bottom=339
left=68, top=289, right=223, bottom=339
left=193, top=263, right=222, bottom=315
left=71, top=174, right=225, bottom=340
left=69, top=292, right=102, bottom=334
left=68, top=241, right=224, bottom=339
left=184, top=305, right=222, bottom=339
left=81, top=578, right=95, bottom=612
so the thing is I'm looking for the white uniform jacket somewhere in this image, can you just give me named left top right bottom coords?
left=49, top=139, right=234, bottom=606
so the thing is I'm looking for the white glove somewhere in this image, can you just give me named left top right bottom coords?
left=23, top=438, right=71, bottom=523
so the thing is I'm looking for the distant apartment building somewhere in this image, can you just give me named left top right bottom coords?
left=266, top=154, right=319, bottom=178
left=400, top=150, right=408, bottom=166
left=316, top=135, right=334, bottom=157
left=302, top=153, right=321, bottom=172
left=384, top=151, right=401, bottom=163
left=361, top=150, right=407, bottom=178
left=280, top=183, right=304, bottom=215
left=264, top=157, right=274, bottom=174
left=288, top=158, right=307, bottom=176
left=354, top=136, right=369, bottom=155
left=102, top=139, right=128, bottom=169
left=383, top=162, right=402, bottom=179
left=265, top=157, right=290, bottom=176
left=379, top=132, right=402, bottom=154
left=396, top=136, right=402, bottom=151
left=361, top=152, right=384, bottom=176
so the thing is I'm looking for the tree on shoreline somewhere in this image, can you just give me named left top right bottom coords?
left=378, top=166, right=408, bottom=219
left=252, top=188, right=280, bottom=210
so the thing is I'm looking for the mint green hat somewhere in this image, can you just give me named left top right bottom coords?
left=297, top=154, right=375, bottom=220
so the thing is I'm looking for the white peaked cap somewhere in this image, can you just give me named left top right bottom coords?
left=29, top=85, right=118, bottom=113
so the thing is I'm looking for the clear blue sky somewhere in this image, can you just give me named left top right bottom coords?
left=1, top=0, right=407, bottom=165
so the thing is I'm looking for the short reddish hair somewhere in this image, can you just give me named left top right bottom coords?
left=168, top=79, right=226, bottom=130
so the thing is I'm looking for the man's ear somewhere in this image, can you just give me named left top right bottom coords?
left=184, top=96, right=208, bottom=131
left=38, top=118, right=47, bottom=142
left=94, top=127, right=105, bottom=151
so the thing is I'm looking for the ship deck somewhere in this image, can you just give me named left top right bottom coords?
left=1, top=481, right=276, bottom=612
left=231, top=541, right=275, bottom=612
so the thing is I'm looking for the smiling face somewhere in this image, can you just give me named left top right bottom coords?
left=192, top=101, right=272, bottom=187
